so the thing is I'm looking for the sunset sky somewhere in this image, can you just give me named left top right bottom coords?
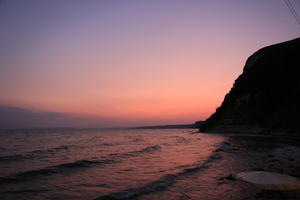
left=0, top=0, right=299, bottom=128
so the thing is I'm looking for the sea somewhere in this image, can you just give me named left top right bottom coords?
left=0, top=128, right=227, bottom=200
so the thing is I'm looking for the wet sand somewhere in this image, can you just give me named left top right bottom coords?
left=140, top=134, right=300, bottom=200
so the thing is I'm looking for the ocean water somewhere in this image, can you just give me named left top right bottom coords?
left=0, top=128, right=225, bottom=200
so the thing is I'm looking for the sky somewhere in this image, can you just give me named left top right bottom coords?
left=0, top=0, right=299, bottom=128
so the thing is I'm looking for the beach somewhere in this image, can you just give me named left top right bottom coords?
left=141, top=134, right=300, bottom=200
left=221, top=134, right=300, bottom=200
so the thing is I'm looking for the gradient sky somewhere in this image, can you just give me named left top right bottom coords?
left=0, top=0, right=299, bottom=128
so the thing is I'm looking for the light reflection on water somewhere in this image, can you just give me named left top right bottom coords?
left=0, top=129, right=225, bottom=200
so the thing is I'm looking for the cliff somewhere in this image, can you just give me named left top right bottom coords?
left=200, top=38, right=300, bottom=134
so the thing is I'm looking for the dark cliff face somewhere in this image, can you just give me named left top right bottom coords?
left=200, top=38, right=300, bottom=134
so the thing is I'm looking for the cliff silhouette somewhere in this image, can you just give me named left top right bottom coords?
left=200, top=38, right=300, bottom=134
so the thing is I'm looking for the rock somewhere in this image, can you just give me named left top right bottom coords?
left=214, top=144, right=231, bottom=152
left=219, top=174, right=236, bottom=181
left=236, top=171, right=300, bottom=190
left=252, top=168, right=265, bottom=171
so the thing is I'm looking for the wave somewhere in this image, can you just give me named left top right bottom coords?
left=3, top=189, right=49, bottom=194
left=108, top=145, right=161, bottom=159
left=126, top=145, right=161, bottom=155
left=170, top=136, right=190, bottom=143
left=95, top=151, right=222, bottom=200
left=0, top=154, right=28, bottom=162
left=0, top=145, right=70, bottom=163
left=0, top=145, right=161, bottom=185
left=0, top=144, right=160, bottom=166
left=0, top=159, right=116, bottom=185
left=31, top=145, right=69, bottom=154
left=95, top=174, right=176, bottom=200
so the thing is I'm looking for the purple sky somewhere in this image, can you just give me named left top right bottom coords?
left=0, top=0, right=299, bottom=128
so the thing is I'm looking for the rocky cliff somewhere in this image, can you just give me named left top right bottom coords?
left=200, top=38, right=300, bottom=134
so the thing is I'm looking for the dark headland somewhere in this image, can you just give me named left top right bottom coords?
left=200, top=38, right=300, bottom=135
left=197, top=38, right=300, bottom=199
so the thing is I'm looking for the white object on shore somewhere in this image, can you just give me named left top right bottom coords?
left=236, top=171, right=300, bottom=190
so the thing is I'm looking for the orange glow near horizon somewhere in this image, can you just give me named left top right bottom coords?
left=0, top=0, right=299, bottom=127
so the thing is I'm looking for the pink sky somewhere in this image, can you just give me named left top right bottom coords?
left=0, top=0, right=299, bottom=127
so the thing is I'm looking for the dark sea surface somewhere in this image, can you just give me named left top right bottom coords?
left=0, top=129, right=226, bottom=200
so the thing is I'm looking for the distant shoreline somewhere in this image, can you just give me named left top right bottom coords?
left=131, top=124, right=197, bottom=129
left=0, top=122, right=204, bottom=131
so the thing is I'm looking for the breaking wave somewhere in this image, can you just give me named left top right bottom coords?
left=0, top=159, right=116, bottom=184
left=95, top=151, right=222, bottom=200
left=0, top=145, right=70, bottom=163
left=108, top=145, right=161, bottom=159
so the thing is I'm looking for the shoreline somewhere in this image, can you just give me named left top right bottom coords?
left=138, top=133, right=300, bottom=200
left=213, top=134, right=300, bottom=199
